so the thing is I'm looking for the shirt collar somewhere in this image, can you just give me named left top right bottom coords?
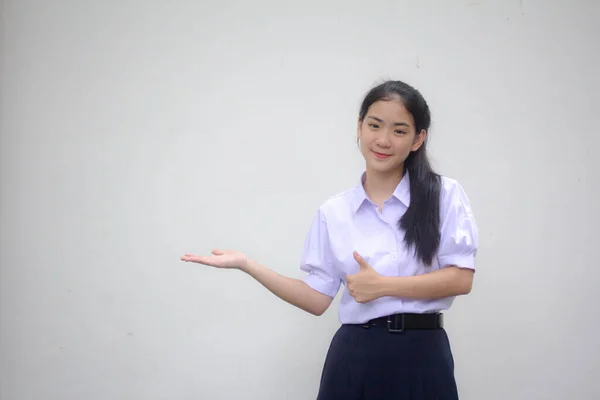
left=352, top=171, right=411, bottom=213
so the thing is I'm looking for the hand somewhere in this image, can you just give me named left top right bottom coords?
left=346, top=251, right=384, bottom=303
left=180, top=249, right=248, bottom=270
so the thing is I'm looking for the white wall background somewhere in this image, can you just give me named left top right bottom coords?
left=1, top=0, right=599, bottom=399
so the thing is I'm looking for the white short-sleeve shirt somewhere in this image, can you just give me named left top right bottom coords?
left=300, top=172, right=479, bottom=324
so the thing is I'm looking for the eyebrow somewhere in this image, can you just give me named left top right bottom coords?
left=367, top=116, right=411, bottom=128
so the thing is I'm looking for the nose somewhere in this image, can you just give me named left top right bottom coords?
left=375, top=129, right=392, bottom=147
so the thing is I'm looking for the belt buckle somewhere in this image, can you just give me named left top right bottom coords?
left=387, top=314, right=405, bottom=333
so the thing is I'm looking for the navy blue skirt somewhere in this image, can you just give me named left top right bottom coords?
left=316, top=324, right=458, bottom=399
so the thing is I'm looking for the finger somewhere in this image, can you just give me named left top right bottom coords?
left=180, top=255, right=219, bottom=266
left=353, top=251, right=370, bottom=270
left=346, top=275, right=357, bottom=287
left=182, top=253, right=209, bottom=259
left=212, top=249, right=224, bottom=255
left=181, top=254, right=202, bottom=262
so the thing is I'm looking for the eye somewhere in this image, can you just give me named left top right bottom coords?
left=369, top=123, right=379, bottom=129
left=395, top=130, right=406, bottom=135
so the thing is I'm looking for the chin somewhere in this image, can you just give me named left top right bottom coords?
left=366, top=161, right=398, bottom=174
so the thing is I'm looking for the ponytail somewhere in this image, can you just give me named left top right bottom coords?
left=400, top=147, right=441, bottom=265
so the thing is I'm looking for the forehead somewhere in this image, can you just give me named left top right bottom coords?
left=366, top=99, right=413, bottom=125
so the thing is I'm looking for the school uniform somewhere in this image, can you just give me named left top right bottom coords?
left=300, top=171, right=478, bottom=399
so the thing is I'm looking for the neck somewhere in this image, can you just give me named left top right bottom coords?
left=363, top=166, right=405, bottom=206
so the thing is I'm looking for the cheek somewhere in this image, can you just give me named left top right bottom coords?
left=361, top=129, right=379, bottom=145
left=358, top=135, right=372, bottom=152
left=360, top=144, right=371, bottom=159
left=390, top=142, right=414, bottom=162
left=393, top=139, right=414, bottom=153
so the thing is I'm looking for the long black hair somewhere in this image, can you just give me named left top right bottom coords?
left=358, top=80, right=441, bottom=266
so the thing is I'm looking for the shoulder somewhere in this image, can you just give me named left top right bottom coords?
left=303, top=186, right=356, bottom=237
left=440, top=175, right=464, bottom=192
left=440, top=175, right=472, bottom=201
left=315, top=186, right=357, bottom=221
left=438, top=175, right=476, bottom=220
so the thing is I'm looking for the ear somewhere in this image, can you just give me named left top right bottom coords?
left=356, top=117, right=363, bottom=140
left=411, top=129, right=427, bottom=151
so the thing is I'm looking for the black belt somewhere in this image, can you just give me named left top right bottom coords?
left=355, top=312, right=443, bottom=333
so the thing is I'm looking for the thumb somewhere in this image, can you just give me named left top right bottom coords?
left=212, top=249, right=225, bottom=255
left=353, top=251, right=370, bottom=270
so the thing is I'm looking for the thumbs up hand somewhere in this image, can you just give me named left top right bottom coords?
left=346, top=251, right=385, bottom=303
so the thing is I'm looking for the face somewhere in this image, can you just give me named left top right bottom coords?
left=357, top=97, right=426, bottom=175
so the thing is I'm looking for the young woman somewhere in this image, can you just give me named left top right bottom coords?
left=181, top=80, right=479, bottom=399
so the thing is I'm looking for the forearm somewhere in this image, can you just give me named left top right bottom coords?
left=380, top=266, right=474, bottom=299
left=241, top=259, right=333, bottom=316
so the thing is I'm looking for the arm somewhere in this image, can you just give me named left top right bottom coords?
left=347, top=252, right=473, bottom=303
left=241, top=207, right=340, bottom=315
left=241, top=259, right=334, bottom=316
left=180, top=249, right=334, bottom=316
left=181, top=209, right=341, bottom=315
left=379, top=266, right=474, bottom=299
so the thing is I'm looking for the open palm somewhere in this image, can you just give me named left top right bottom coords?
left=180, top=249, right=247, bottom=269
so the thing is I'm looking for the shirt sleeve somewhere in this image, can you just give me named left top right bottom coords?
left=299, top=208, right=341, bottom=298
left=437, top=179, right=479, bottom=270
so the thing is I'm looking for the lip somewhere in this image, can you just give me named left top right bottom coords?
left=372, top=151, right=391, bottom=159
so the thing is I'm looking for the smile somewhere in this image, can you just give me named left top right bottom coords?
left=372, top=151, right=391, bottom=159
